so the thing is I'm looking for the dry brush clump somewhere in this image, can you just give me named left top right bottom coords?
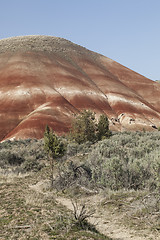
left=71, top=199, right=96, bottom=232
left=54, top=132, right=160, bottom=194
left=87, top=132, right=160, bottom=191
left=0, top=139, right=46, bottom=173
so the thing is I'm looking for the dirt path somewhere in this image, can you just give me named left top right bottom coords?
left=56, top=196, right=159, bottom=240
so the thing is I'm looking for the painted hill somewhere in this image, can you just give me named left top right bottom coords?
left=0, top=35, right=160, bottom=141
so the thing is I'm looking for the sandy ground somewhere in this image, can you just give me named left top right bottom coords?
left=56, top=195, right=160, bottom=240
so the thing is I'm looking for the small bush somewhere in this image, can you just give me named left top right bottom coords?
left=67, top=142, right=79, bottom=156
left=53, top=161, right=92, bottom=191
left=67, top=141, right=93, bottom=157
left=0, top=151, right=25, bottom=167
left=0, top=139, right=46, bottom=172
left=71, top=199, right=96, bottom=231
left=7, top=153, right=25, bottom=165
left=20, top=157, right=44, bottom=172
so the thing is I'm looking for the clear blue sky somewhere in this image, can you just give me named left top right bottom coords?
left=0, top=0, right=160, bottom=80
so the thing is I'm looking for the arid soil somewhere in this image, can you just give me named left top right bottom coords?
left=0, top=35, right=160, bottom=141
left=56, top=195, right=160, bottom=240
left=0, top=159, right=159, bottom=240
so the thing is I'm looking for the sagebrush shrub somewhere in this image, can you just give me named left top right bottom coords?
left=86, top=132, right=160, bottom=190
left=0, top=139, right=45, bottom=172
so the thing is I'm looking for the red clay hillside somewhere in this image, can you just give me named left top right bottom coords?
left=0, top=35, right=160, bottom=141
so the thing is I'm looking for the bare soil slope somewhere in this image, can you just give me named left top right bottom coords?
left=0, top=35, right=160, bottom=141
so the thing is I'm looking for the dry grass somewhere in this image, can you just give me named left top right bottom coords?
left=0, top=166, right=110, bottom=240
left=0, top=132, right=160, bottom=239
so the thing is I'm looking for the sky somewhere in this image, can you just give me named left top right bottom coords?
left=0, top=0, right=160, bottom=80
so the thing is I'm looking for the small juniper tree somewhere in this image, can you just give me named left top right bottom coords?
left=44, top=125, right=65, bottom=187
left=70, top=110, right=112, bottom=143
left=96, top=114, right=112, bottom=140
left=70, top=110, right=97, bottom=144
